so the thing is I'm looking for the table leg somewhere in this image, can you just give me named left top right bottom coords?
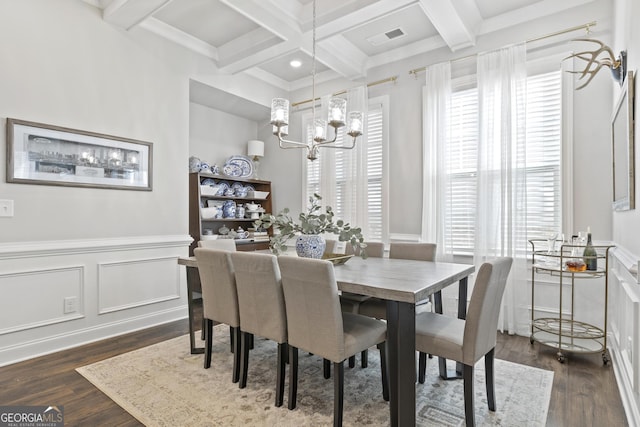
left=434, top=277, right=468, bottom=380
left=186, top=266, right=204, bottom=354
left=386, top=300, right=416, bottom=427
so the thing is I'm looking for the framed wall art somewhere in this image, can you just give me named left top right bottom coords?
left=6, top=118, right=152, bottom=191
left=611, top=71, right=635, bottom=211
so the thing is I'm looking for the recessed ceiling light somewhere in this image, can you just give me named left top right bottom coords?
left=290, top=59, right=302, bottom=68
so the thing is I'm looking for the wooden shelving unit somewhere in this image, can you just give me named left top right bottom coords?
left=188, top=172, right=272, bottom=255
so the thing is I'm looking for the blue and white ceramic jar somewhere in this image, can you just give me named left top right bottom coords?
left=296, top=234, right=326, bottom=259
left=222, top=200, right=236, bottom=218
left=236, top=204, right=245, bottom=219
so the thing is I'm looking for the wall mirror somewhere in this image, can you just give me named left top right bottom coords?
left=612, top=70, right=635, bottom=211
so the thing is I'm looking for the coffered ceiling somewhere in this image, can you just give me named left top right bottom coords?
left=92, top=0, right=600, bottom=92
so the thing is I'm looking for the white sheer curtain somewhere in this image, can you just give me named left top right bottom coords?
left=475, top=43, right=528, bottom=334
left=343, top=86, right=369, bottom=231
left=317, top=94, right=336, bottom=207
left=422, top=62, right=453, bottom=261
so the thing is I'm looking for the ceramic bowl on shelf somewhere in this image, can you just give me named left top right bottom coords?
left=200, top=185, right=221, bottom=196
left=201, top=207, right=219, bottom=220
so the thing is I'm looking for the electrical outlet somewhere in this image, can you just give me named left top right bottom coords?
left=0, top=200, right=14, bottom=217
left=63, top=296, right=77, bottom=314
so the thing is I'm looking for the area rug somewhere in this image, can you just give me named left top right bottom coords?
left=77, top=325, right=553, bottom=426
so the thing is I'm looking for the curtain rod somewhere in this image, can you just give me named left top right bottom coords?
left=291, top=75, right=397, bottom=108
left=408, top=21, right=597, bottom=77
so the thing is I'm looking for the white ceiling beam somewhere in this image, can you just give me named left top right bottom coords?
left=140, top=17, right=218, bottom=60
left=103, top=0, right=173, bottom=30
left=219, top=0, right=301, bottom=42
left=218, top=39, right=301, bottom=74
left=316, top=0, right=416, bottom=40
left=417, top=0, right=481, bottom=51
left=479, top=0, right=596, bottom=35
left=217, top=27, right=281, bottom=66
left=316, top=35, right=368, bottom=79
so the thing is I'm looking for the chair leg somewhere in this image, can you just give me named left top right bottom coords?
left=288, top=346, right=299, bottom=410
left=231, top=327, right=241, bottom=383
left=418, top=351, right=427, bottom=384
left=485, top=348, right=496, bottom=412
left=334, top=361, right=344, bottom=427
left=324, top=358, right=331, bottom=379
left=229, top=325, right=234, bottom=353
left=361, top=349, right=368, bottom=368
left=276, top=342, right=286, bottom=407
left=377, top=342, right=389, bottom=402
left=348, top=355, right=355, bottom=368
left=463, top=363, right=475, bottom=427
left=239, top=331, right=250, bottom=389
left=201, top=317, right=206, bottom=340
left=204, top=318, right=213, bottom=369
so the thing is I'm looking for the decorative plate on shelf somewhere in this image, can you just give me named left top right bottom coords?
left=201, top=178, right=216, bottom=186
left=223, top=155, right=253, bottom=178
left=216, top=181, right=230, bottom=196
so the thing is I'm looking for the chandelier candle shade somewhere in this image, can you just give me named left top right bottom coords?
left=269, top=0, right=363, bottom=161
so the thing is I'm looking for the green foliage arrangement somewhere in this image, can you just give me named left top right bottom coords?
left=254, top=193, right=367, bottom=258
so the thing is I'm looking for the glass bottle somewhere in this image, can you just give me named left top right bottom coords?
left=583, top=227, right=598, bottom=271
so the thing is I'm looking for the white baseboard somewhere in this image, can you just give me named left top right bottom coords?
left=0, top=306, right=187, bottom=367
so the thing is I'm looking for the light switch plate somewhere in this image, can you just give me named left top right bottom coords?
left=0, top=200, right=14, bottom=217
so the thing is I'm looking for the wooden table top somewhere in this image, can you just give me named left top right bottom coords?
left=179, top=255, right=474, bottom=304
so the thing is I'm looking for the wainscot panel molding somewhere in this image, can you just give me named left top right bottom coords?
left=0, top=235, right=192, bottom=367
left=97, top=256, right=181, bottom=314
left=0, top=266, right=85, bottom=334
left=609, top=246, right=640, bottom=426
left=0, top=235, right=191, bottom=259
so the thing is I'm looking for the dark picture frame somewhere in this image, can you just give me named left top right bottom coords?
left=6, top=118, right=152, bottom=191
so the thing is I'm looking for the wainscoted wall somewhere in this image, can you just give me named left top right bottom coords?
left=0, top=235, right=191, bottom=366
left=609, top=246, right=640, bottom=426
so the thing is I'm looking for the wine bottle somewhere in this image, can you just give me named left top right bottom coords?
left=583, top=227, right=598, bottom=271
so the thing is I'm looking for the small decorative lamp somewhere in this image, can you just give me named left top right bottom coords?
left=247, top=139, right=264, bottom=179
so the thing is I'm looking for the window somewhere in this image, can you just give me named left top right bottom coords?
left=445, top=70, right=562, bottom=255
left=304, top=102, right=387, bottom=242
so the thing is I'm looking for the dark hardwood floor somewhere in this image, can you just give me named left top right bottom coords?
left=0, top=310, right=628, bottom=426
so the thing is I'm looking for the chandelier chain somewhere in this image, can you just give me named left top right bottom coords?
left=311, top=0, right=317, bottom=122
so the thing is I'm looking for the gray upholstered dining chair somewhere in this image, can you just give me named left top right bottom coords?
left=340, top=241, right=385, bottom=367
left=415, top=257, right=513, bottom=427
left=193, top=248, right=241, bottom=383
left=198, top=239, right=237, bottom=251
left=277, top=256, right=389, bottom=426
left=345, top=240, right=385, bottom=258
left=196, top=239, right=236, bottom=339
left=324, top=238, right=337, bottom=254
left=230, top=251, right=288, bottom=407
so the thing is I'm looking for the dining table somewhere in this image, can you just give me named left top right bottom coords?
left=178, top=253, right=474, bottom=427
left=331, top=256, right=474, bottom=427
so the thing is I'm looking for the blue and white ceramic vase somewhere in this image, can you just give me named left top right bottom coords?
left=222, top=200, right=236, bottom=218
left=296, top=234, right=326, bottom=259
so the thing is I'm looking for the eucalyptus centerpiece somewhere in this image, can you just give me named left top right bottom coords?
left=254, top=193, right=367, bottom=259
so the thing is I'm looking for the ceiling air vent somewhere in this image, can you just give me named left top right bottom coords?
left=366, top=27, right=406, bottom=46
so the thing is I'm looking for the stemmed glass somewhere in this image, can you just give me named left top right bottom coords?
left=546, top=233, right=558, bottom=255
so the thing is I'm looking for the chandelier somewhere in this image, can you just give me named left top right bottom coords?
left=269, top=0, right=364, bottom=161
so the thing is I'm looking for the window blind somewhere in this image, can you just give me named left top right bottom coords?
left=304, top=104, right=385, bottom=242
left=446, top=70, right=562, bottom=254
